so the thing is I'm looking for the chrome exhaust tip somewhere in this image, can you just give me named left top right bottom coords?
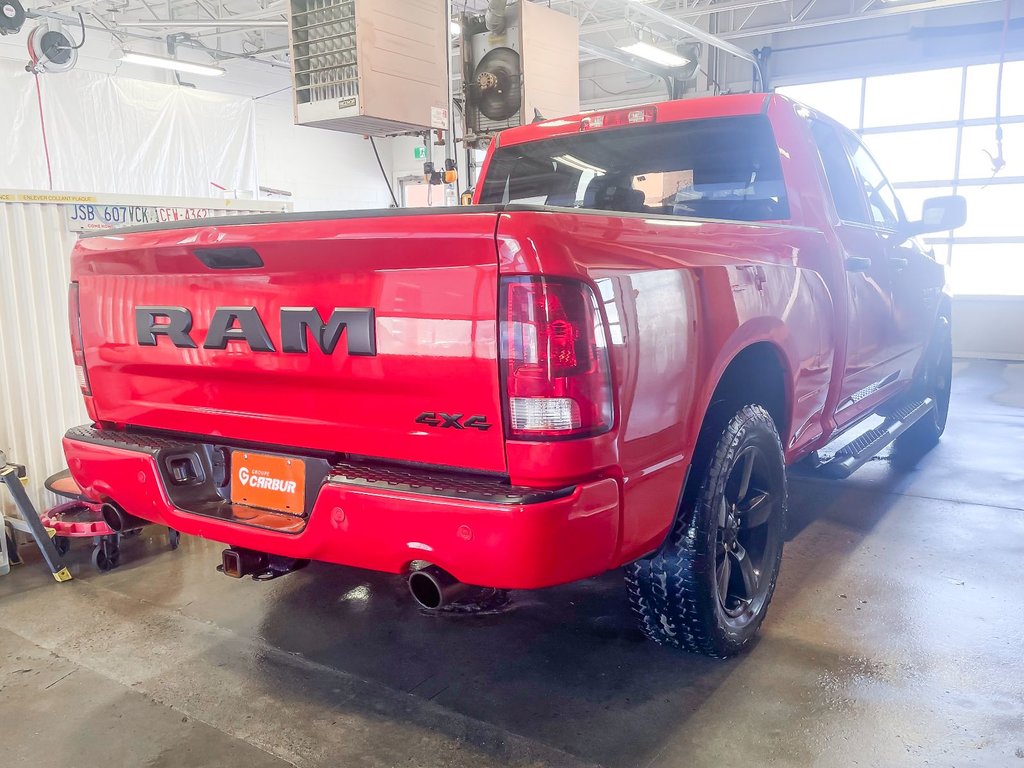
left=408, top=564, right=473, bottom=610
left=100, top=502, right=147, bottom=532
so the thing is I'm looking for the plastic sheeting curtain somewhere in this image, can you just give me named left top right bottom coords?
left=0, top=60, right=258, bottom=196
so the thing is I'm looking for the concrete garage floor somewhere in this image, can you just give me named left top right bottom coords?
left=1, top=360, right=1022, bottom=768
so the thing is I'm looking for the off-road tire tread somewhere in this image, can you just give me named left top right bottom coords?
left=624, top=404, right=786, bottom=657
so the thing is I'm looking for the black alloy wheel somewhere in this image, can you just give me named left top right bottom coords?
left=714, top=445, right=782, bottom=630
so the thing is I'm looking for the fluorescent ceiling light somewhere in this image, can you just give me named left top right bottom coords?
left=618, top=41, right=691, bottom=68
left=554, top=154, right=606, bottom=175
left=120, top=51, right=226, bottom=77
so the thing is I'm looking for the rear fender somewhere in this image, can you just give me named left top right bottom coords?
left=688, top=263, right=834, bottom=464
left=695, top=320, right=794, bottom=444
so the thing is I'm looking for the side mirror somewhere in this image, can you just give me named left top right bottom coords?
left=903, top=195, right=967, bottom=238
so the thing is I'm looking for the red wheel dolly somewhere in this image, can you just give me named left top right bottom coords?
left=42, top=470, right=181, bottom=572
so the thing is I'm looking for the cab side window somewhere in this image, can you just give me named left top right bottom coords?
left=845, top=139, right=902, bottom=230
left=810, top=120, right=869, bottom=224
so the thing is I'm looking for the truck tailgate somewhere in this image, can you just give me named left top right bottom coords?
left=71, top=211, right=506, bottom=473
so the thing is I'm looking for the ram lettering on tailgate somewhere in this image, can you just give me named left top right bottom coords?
left=134, top=306, right=376, bottom=355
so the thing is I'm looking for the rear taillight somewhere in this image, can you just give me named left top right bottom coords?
left=500, top=277, right=613, bottom=439
left=68, top=282, right=91, bottom=396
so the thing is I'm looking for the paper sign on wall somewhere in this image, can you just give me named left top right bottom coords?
left=431, top=106, right=449, bottom=129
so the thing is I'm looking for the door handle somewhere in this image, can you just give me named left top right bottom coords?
left=845, top=256, right=872, bottom=272
left=890, top=256, right=909, bottom=270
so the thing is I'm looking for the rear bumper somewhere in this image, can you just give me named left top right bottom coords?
left=62, top=427, right=621, bottom=589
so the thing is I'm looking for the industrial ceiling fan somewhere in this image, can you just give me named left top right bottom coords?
left=471, top=46, right=522, bottom=122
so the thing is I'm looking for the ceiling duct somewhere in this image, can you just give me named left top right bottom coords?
left=485, top=0, right=509, bottom=33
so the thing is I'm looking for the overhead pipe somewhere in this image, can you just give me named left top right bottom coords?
left=26, top=9, right=289, bottom=70
left=115, top=19, right=288, bottom=28
left=28, top=9, right=167, bottom=44
left=172, top=39, right=292, bottom=69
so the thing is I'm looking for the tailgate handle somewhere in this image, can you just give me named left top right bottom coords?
left=194, top=247, right=264, bottom=270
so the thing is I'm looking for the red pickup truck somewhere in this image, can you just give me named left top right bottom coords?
left=63, top=93, right=965, bottom=656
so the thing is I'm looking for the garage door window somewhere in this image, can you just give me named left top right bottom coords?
left=780, top=60, right=1024, bottom=296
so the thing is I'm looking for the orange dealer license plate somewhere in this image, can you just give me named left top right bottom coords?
left=231, top=451, right=306, bottom=515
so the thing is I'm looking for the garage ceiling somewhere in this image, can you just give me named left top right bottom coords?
left=30, top=0, right=1003, bottom=75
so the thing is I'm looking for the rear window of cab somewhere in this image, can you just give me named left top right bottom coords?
left=479, top=115, right=789, bottom=223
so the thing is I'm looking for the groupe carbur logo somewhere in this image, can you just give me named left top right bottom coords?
left=237, top=465, right=298, bottom=495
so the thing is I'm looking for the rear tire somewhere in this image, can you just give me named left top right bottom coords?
left=625, top=405, right=787, bottom=657
left=893, top=316, right=952, bottom=467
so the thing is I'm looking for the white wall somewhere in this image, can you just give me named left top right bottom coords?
left=254, top=100, right=395, bottom=211
left=952, top=297, right=1024, bottom=361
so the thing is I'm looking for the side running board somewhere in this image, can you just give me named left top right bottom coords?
left=799, top=398, right=936, bottom=480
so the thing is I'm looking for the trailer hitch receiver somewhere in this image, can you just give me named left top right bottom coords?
left=219, top=547, right=309, bottom=581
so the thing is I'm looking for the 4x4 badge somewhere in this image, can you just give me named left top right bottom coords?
left=415, top=412, right=492, bottom=431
